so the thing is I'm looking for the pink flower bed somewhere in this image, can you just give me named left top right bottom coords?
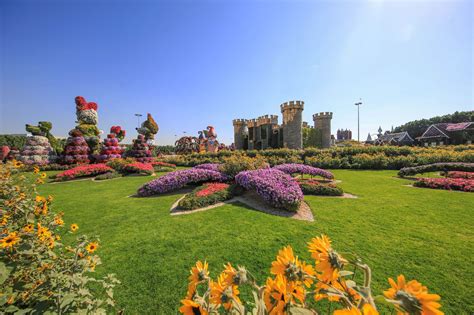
left=414, top=178, right=474, bottom=192
left=446, top=171, right=474, bottom=179
left=123, top=162, right=154, bottom=175
left=56, top=164, right=113, bottom=181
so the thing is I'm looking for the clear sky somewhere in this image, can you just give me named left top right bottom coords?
left=1, top=0, right=472, bottom=145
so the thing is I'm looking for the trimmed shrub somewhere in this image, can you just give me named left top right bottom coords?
left=398, top=163, right=474, bottom=177
left=298, top=179, right=343, bottom=196
left=219, top=154, right=269, bottom=178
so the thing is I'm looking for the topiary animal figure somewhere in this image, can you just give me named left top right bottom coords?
left=25, top=121, right=62, bottom=154
left=136, top=113, right=159, bottom=141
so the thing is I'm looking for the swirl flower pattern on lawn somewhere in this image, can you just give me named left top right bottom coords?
left=235, top=168, right=303, bottom=211
left=414, top=178, right=474, bottom=192
left=137, top=168, right=230, bottom=196
left=273, top=163, right=334, bottom=179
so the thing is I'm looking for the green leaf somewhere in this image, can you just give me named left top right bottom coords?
left=0, top=262, right=11, bottom=284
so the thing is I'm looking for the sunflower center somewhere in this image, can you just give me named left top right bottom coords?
left=395, top=290, right=422, bottom=314
left=197, top=270, right=206, bottom=281
left=221, top=292, right=230, bottom=303
left=6, top=238, right=13, bottom=244
left=328, top=250, right=344, bottom=270
left=192, top=306, right=202, bottom=315
left=285, top=263, right=299, bottom=281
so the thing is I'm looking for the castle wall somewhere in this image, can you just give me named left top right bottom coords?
left=313, top=112, right=333, bottom=148
left=232, top=119, right=247, bottom=150
left=281, top=101, right=304, bottom=150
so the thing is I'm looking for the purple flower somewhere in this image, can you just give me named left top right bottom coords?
left=273, top=163, right=334, bottom=179
left=235, top=168, right=303, bottom=211
left=137, top=168, right=230, bottom=196
left=194, top=163, right=221, bottom=172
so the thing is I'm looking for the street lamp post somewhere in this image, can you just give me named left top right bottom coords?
left=354, top=99, right=362, bottom=142
left=134, top=113, right=143, bottom=129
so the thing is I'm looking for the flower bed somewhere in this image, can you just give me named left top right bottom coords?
left=273, top=163, right=334, bottom=179
left=137, top=168, right=230, bottom=196
left=178, top=183, right=233, bottom=210
left=55, top=164, right=113, bottom=181
left=194, top=163, right=221, bottom=172
left=413, top=178, right=474, bottom=192
left=121, top=162, right=154, bottom=175
left=235, top=168, right=303, bottom=211
left=298, top=179, right=343, bottom=196
left=151, top=161, right=177, bottom=172
left=446, top=171, right=474, bottom=179
left=398, top=162, right=474, bottom=177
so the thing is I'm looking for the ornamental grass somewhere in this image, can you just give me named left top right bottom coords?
left=180, top=235, right=443, bottom=315
left=0, top=161, right=119, bottom=313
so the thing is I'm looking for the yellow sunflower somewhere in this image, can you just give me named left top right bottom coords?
left=264, top=274, right=305, bottom=313
left=40, top=172, right=47, bottom=179
left=33, top=166, right=40, bottom=174
left=13, top=160, right=23, bottom=168
left=85, top=241, right=99, bottom=254
left=333, top=304, right=379, bottom=315
left=36, top=178, right=44, bottom=184
left=70, top=223, right=79, bottom=232
left=179, top=299, right=208, bottom=315
left=54, top=216, right=64, bottom=226
left=308, top=234, right=346, bottom=283
left=210, top=273, right=241, bottom=311
left=0, top=214, right=10, bottom=226
left=47, top=195, right=54, bottom=202
left=23, top=223, right=35, bottom=233
left=1, top=232, right=20, bottom=249
left=36, top=195, right=46, bottom=203
left=384, top=275, right=443, bottom=315
left=37, top=223, right=51, bottom=241
left=188, top=260, right=209, bottom=287
left=271, top=246, right=315, bottom=287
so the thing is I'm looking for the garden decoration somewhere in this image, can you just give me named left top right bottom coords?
left=0, top=146, right=10, bottom=162
left=0, top=162, right=119, bottom=313
left=5, top=147, right=20, bottom=161
left=25, top=121, right=62, bottom=154
left=68, top=96, right=101, bottom=158
left=175, top=136, right=200, bottom=154
left=136, top=113, right=159, bottom=142
left=128, top=134, right=153, bottom=162
left=97, top=126, right=126, bottom=162
left=198, top=126, right=219, bottom=153
left=20, top=122, right=56, bottom=165
left=62, top=130, right=90, bottom=164
left=179, top=235, right=443, bottom=315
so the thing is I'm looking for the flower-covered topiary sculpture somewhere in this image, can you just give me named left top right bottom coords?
left=97, top=126, right=126, bottom=162
left=127, top=135, right=153, bottom=163
left=136, top=113, right=159, bottom=142
left=25, top=121, right=62, bottom=154
left=20, top=122, right=57, bottom=165
left=68, top=96, right=101, bottom=158
left=62, top=130, right=90, bottom=164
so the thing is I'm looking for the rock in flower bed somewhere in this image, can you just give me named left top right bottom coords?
left=297, top=179, right=343, bottom=196
left=273, top=163, right=334, bottom=179
left=55, top=164, right=114, bottom=181
left=137, top=168, right=230, bottom=196
left=177, top=183, right=236, bottom=210
left=445, top=171, right=474, bottom=179
left=235, top=168, right=303, bottom=211
left=413, top=178, right=474, bottom=192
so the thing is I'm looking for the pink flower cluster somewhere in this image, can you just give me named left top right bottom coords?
left=414, top=178, right=474, bottom=192
left=446, top=171, right=474, bottom=179
left=196, top=183, right=229, bottom=197
left=123, top=162, right=154, bottom=175
left=56, top=163, right=113, bottom=181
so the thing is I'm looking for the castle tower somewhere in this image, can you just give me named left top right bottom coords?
left=232, top=119, right=248, bottom=150
left=281, top=101, right=304, bottom=149
left=313, top=112, right=333, bottom=148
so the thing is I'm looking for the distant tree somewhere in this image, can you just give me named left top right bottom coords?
left=0, top=135, right=27, bottom=149
left=303, top=127, right=322, bottom=148
left=393, top=111, right=474, bottom=138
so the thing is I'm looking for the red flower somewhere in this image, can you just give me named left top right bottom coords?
left=196, top=183, right=229, bottom=197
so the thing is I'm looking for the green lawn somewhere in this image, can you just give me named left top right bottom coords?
left=39, top=170, right=474, bottom=314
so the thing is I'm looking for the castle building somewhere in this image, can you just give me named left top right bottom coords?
left=233, top=100, right=333, bottom=150
left=336, top=129, right=352, bottom=141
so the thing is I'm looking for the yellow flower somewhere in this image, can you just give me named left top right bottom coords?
left=1, top=232, right=20, bottom=249
left=264, top=274, right=305, bottom=313
left=384, top=275, right=443, bottom=315
left=23, top=223, right=34, bottom=233
left=308, top=235, right=346, bottom=283
left=54, top=216, right=64, bottom=226
left=37, top=223, right=51, bottom=241
left=85, top=242, right=99, bottom=254
left=36, top=195, right=46, bottom=203
left=33, top=166, right=40, bottom=174
left=179, top=299, right=208, bottom=315
left=333, top=304, right=379, bottom=315
left=36, top=178, right=44, bottom=184
left=40, top=172, right=47, bottom=179
left=210, top=273, right=241, bottom=311
left=271, top=246, right=314, bottom=287
left=70, top=223, right=79, bottom=232
left=188, top=260, right=209, bottom=289
left=47, top=195, right=53, bottom=202
left=13, top=160, right=23, bottom=168
left=0, top=214, right=10, bottom=226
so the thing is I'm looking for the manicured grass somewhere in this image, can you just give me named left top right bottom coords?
left=39, top=170, right=474, bottom=314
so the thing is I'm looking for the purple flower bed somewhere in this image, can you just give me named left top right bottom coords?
left=273, top=163, right=334, bottom=179
left=235, top=168, right=303, bottom=211
left=137, top=168, right=230, bottom=196
left=194, top=163, right=221, bottom=172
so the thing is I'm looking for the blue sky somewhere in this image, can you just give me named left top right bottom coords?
left=1, top=0, right=472, bottom=145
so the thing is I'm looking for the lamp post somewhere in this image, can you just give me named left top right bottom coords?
left=134, top=113, right=143, bottom=129
left=354, top=99, right=362, bottom=142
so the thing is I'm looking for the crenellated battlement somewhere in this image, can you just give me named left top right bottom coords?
left=313, top=112, right=333, bottom=120
left=280, top=100, right=304, bottom=112
left=247, top=119, right=258, bottom=128
left=232, top=119, right=248, bottom=125
left=257, top=115, right=278, bottom=126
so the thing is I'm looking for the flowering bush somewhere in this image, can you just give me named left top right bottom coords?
left=414, top=178, right=474, bottom=192
left=298, top=179, right=344, bottom=196
left=55, top=163, right=113, bottom=181
left=194, top=163, right=221, bottom=172
left=180, top=235, right=443, bottom=314
left=398, top=162, right=474, bottom=177
left=274, top=163, right=334, bottom=179
left=219, top=154, right=269, bottom=178
left=235, top=169, right=303, bottom=211
left=445, top=171, right=474, bottom=179
left=137, top=168, right=230, bottom=197
left=0, top=162, right=119, bottom=313
left=121, top=162, right=154, bottom=175
left=178, top=183, right=234, bottom=210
